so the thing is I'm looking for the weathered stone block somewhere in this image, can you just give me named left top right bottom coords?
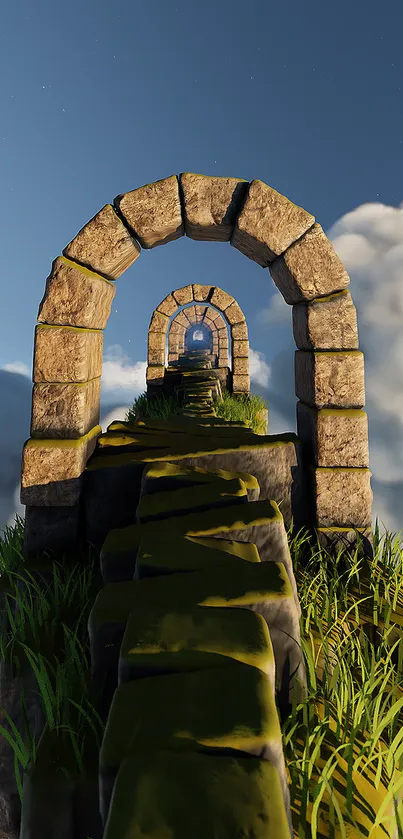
left=146, top=366, right=165, bottom=385
left=269, top=223, right=350, bottom=304
left=233, top=357, right=249, bottom=375
left=169, top=321, right=186, bottom=335
left=296, top=403, right=369, bottom=467
left=37, top=256, right=116, bottom=329
left=192, top=284, right=213, bottom=302
left=313, top=467, right=373, bottom=527
left=63, top=204, right=140, bottom=280
left=209, top=310, right=225, bottom=324
left=224, top=300, right=245, bottom=325
left=180, top=173, right=248, bottom=241
left=232, top=374, right=250, bottom=393
left=31, top=377, right=101, bottom=439
left=33, top=325, right=103, bottom=383
left=231, top=322, right=249, bottom=340
left=292, top=289, right=359, bottom=349
left=157, top=293, right=178, bottom=317
left=185, top=305, right=197, bottom=322
left=114, top=176, right=184, bottom=249
left=295, top=351, right=365, bottom=408
left=149, top=310, right=169, bottom=333
left=233, top=340, right=249, bottom=357
left=173, top=311, right=191, bottom=328
left=147, top=332, right=166, bottom=365
left=20, top=425, right=101, bottom=506
left=219, top=336, right=229, bottom=349
left=23, top=504, right=83, bottom=560
left=214, top=316, right=227, bottom=332
left=209, top=288, right=234, bottom=311
left=172, top=285, right=194, bottom=306
left=231, top=180, right=315, bottom=267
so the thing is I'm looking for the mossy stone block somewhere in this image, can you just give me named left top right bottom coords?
left=118, top=603, right=273, bottom=680
left=136, top=477, right=248, bottom=523
left=102, top=750, right=291, bottom=839
left=135, top=532, right=260, bottom=579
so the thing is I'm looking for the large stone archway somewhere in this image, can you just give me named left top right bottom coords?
left=148, top=288, right=250, bottom=392
left=21, top=173, right=372, bottom=557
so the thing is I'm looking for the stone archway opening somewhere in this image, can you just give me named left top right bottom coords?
left=21, top=172, right=373, bottom=560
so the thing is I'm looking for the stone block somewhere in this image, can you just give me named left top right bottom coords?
left=218, top=336, right=229, bottom=349
left=292, top=289, right=359, bottom=349
left=33, top=325, right=103, bottom=383
left=296, top=403, right=369, bottom=467
left=169, top=321, right=186, bottom=335
left=172, top=285, right=194, bottom=306
left=233, top=357, right=249, bottom=375
left=149, top=310, right=169, bottom=333
left=194, top=304, right=208, bottom=316
left=185, top=305, right=197, bottom=322
left=23, top=504, right=83, bottom=560
left=180, top=173, right=249, bottom=241
left=114, top=175, right=184, bottom=249
left=146, top=366, right=165, bottom=385
left=147, top=332, right=166, bottom=365
left=37, top=256, right=116, bottom=329
left=209, top=310, right=225, bottom=324
left=173, top=310, right=191, bottom=328
left=214, top=315, right=227, bottom=331
left=312, top=467, right=373, bottom=528
left=224, top=300, right=245, bottom=325
left=31, top=377, right=101, bottom=439
left=232, top=339, right=249, bottom=357
left=295, top=351, right=365, bottom=408
left=21, top=425, right=101, bottom=506
left=232, top=374, right=250, bottom=393
left=269, top=223, right=350, bottom=304
left=231, top=180, right=315, bottom=267
left=231, top=322, right=248, bottom=340
left=209, top=287, right=234, bottom=311
left=192, top=284, right=214, bottom=302
left=156, top=293, right=178, bottom=317
left=63, top=204, right=140, bottom=280
left=168, top=352, right=178, bottom=362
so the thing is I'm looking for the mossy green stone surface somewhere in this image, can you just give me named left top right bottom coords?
left=100, top=660, right=281, bottom=765
left=136, top=478, right=248, bottom=522
left=119, top=603, right=273, bottom=676
left=88, top=434, right=296, bottom=469
left=89, top=557, right=291, bottom=632
left=136, top=532, right=260, bottom=578
left=140, top=460, right=259, bottom=492
left=103, top=751, right=291, bottom=839
left=101, top=499, right=282, bottom=555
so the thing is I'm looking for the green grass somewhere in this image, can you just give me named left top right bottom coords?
left=1, top=386, right=403, bottom=836
left=126, top=388, right=269, bottom=434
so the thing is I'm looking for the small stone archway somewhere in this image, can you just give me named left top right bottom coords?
left=21, top=173, right=372, bottom=558
left=168, top=307, right=228, bottom=367
left=148, top=290, right=249, bottom=393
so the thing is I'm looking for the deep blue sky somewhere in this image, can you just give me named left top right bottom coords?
left=1, top=0, right=403, bottom=538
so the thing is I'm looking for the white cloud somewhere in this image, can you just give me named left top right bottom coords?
left=99, top=405, right=133, bottom=432
left=257, top=289, right=291, bottom=325
left=2, top=362, right=31, bottom=377
left=249, top=347, right=271, bottom=388
left=101, top=345, right=147, bottom=397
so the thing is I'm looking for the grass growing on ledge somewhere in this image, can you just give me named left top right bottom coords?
left=0, top=518, right=403, bottom=835
left=126, top=388, right=269, bottom=434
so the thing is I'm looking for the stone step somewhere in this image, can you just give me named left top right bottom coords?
left=101, top=751, right=291, bottom=839
left=136, top=477, right=249, bottom=524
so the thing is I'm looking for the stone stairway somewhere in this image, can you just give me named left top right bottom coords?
left=17, top=351, right=307, bottom=839
left=82, top=350, right=305, bottom=839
